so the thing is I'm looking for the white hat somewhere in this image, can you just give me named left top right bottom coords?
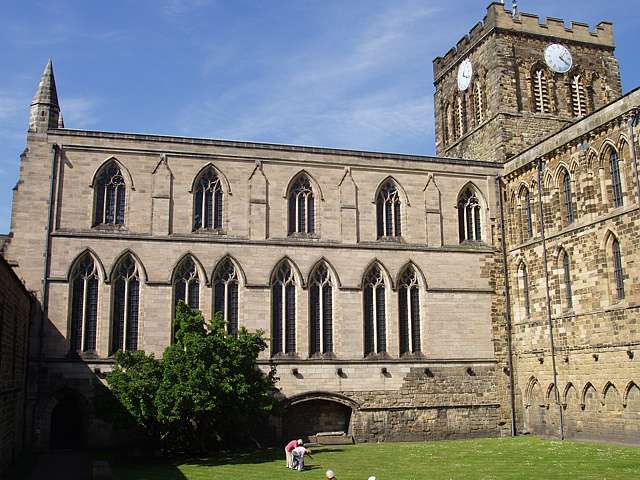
left=368, top=477, right=377, bottom=480
left=297, top=439, right=303, bottom=445
left=326, top=469, right=335, bottom=479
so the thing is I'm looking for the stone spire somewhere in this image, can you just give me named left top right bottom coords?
left=28, top=59, right=61, bottom=133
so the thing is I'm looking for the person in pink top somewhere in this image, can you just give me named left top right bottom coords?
left=284, top=439, right=303, bottom=468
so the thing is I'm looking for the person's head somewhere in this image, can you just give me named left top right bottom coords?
left=325, top=469, right=336, bottom=479
left=297, top=439, right=303, bottom=446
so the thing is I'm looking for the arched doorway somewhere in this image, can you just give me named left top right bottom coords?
left=50, top=391, right=86, bottom=449
left=283, top=393, right=357, bottom=442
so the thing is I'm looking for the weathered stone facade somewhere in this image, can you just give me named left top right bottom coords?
left=2, top=2, right=639, bottom=449
left=0, top=255, right=35, bottom=474
left=503, top=89, right=640, bottom=442
left=434, top=3, right=621, bottom=162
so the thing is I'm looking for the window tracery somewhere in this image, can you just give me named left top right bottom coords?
left=363, top=265, right=386, bottom=356
left=94, top=162, right=125, bottom=226
left=69, top=255, right=99, bottom=354
left=309, top=263, right=333, bottom=356
left=213, top=259, right=239, bottom=335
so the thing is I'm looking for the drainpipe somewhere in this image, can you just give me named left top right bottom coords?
left=535, top=158, right=565, bottom=440
left=627, top=111, right=640, bottom=205
left=496, top=175, right=517, bottom=437
left=33, top=143, right=59, bottom=447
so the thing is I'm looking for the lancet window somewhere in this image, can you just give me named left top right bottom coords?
left=398, top=267, right=421, bottom=355
left=174, top=257, right=200, bottom=310
left=94, top=162, right=125, bottom=226
left=458, top=187, right=482, bottom=242
left=272, top=262, right=296, bottom=355
left=376, top=181, right=402, bottom=239
left=363, top=265, right=386, bottom=356
left=111, top=256, right=140, bottom=354
left=193, top=168, right=223, bottom=231
left=533, top=69, right=550, bottom=114
left=213, top=259, right=239, bottom=335
left=69, top=255, right=99, bottom=353
left=309, top=263, right=333, bottom=356
left=288, top=175, right=315, bottom=235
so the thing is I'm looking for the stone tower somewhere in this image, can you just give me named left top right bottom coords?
left=28, top=59, right=61, bottom=133
left=433, top=2, right=622, bottom=162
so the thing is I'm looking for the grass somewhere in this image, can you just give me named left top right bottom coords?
left=110, top=436, right=640, bottom=480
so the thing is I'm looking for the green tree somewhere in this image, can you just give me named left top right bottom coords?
left=101, top=302, right=278, bottom=453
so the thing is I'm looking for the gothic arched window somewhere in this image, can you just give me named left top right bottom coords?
left=562, top=170, right=574, bottom=225
left=523, top=189, right=533, bottom=239
left=213, top=259, right=239, bottom=335
left=363, top=265, right=386, bottom=356
left=612, top=237, right=625, bottom=300
left=473, top=80, right=485, bottom=125
left=174, top=257, right=200, bottom=310
left=111, top=256, right=140, bottom=354
left=458, top=187, right=482, bottom=242
left=309, top=263, right=333, bottom=356
left=69, top=255, right=99, bottom=354
left=519, top=263, right=531, bottom=318
left=193, top=168, right=223, bottom=231
left=571, top=75, right=587, bottom=117
left=561, top=252, right=573, bottom=310
left=398, top=267, right=421, bottom=355
left=533, top=69, right=550, bottom=114
left=376, top=180, right=401, bottom=239
left=94, top=162, right=125, bottom=226
left=609, top=149, right=623, bottom=208
left=288, top=175, right=315, bottom=235
left=271, top=262, right=296, bottom=355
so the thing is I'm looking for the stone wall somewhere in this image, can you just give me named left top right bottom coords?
left=0, top=256, right=34, bottom=474
left=503, top=90, right=640, bottom=443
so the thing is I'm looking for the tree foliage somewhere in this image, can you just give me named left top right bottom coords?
left=101, top=302, right=278, bottom=453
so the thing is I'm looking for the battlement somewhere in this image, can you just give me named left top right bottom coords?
left=433, top=2, right=615, bottom=81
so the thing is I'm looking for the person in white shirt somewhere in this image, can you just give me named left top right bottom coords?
left=291, top=445, right=311, bottom=471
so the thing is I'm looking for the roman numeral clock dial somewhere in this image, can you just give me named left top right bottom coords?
left=544, top=44, right=573, bottom=74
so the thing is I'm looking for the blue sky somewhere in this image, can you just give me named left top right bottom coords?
left=1, top=0, right=638, bottom=233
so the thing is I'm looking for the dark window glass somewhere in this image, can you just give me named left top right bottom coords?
left=173, top=257, right=200, bottom=310
left=271, top=263, right=296, bottom=355
left=288, top=176, right=315, bottom=235
left=612, top=238, right=625, bottom=300
left=563, top=172, right=574, bottom=224
left=213, top=259, right=239, bottom=335
left=522, top=264, right=530, bottom=318
left=525, top=190, right=533, bottom=239
left=309, top=264, right=333, bottom=355
left=69, top=256, right=99, bottom=354
left=363, top=266, right=386, bottom=356
left=458, top=188, right=482, bottom=242
left=193, top=168, right=223, bottom=230
left=94, top=162, right=126, bottom=226
left=111, top=256, right=140, bottom=354
left=610, top=150, right=623, bottom=208
left=563, top=253, right=573, bottom=310
left=376, top=181, right=401, bottom=239
left=399, top=267, right=421, bottom=355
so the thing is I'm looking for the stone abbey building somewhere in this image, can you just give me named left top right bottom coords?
left=2, top=2, right=639, bottom=449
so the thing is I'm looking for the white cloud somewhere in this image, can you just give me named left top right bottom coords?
left=60, top=96, right=100, bottom=129
left=177, top=0, right=439, bottom=152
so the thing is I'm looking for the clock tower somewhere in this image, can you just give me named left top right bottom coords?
left=433, top=2, right=622, bottom=162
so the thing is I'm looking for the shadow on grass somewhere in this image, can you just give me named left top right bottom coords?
left=112, top=446, right=345, bottom=479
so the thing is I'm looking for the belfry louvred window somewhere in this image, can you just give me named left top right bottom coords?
left=69, top=255, right=99, bottom=354
left=271, top=262, right=296, bottom=355
left=456, top=96, right=466, bottom=137
left=458, top=187, right=482, bottom=242
left=473, top=81, right=484, bottom=125
left=213, top=259, right=239, bottom=335
left=376, top=180, right=401, bottom=239
left=571, top=75, right=587, bottom=117
left=174, top=257, right=200, bottom=310
left=398, top=267, right=421, bottom=355
left=94, top=162, right=125, bottom=226
left=363, top=265, right=386, bottom=356
left=193, top=168, right=223, bottom=231
left=562, top=253, right=573, bottom=310
left=309, top=263, right=333, bottom=356
left=111, top=256, right=140, bottom=354
left=288, top=175, right=315, bottom=235
left=533, top=69, right=550, bottom=114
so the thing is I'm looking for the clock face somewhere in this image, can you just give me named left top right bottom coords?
left=457, top=59, right=473, bottom=91
left=544, top=44, right=573, bottom=74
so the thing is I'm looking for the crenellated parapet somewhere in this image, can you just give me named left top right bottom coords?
left=433, top=2, right=614, bottom=81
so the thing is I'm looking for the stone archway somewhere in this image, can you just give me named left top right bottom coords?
left=283, top=392, right=358, bottom=442
left=49, top=390, right=87, bottom=449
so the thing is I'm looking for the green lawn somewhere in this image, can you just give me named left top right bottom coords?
left=111, top=437, right=640, bottom=480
